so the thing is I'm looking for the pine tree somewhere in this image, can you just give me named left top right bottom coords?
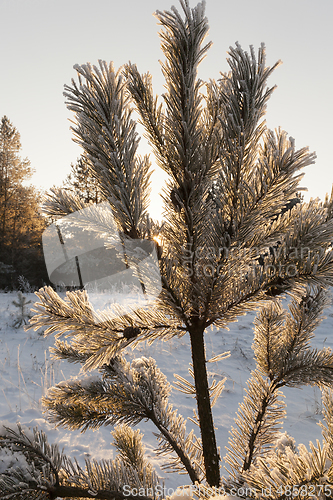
left=2, top=1, right=333, bottom=498
left=63, top=155, right=105, bottom=204
left=11, top=291, right=32, bottom=328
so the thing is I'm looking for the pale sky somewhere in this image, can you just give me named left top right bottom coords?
left=0, top=0, right=332, bottom=219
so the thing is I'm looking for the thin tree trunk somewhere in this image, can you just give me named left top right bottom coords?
left=189, top=324, right=220, bottom=487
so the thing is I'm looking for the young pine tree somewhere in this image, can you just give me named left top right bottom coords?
left=2, top=1, right=333, bottom=499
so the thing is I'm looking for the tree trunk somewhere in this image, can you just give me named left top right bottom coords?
left=189, top=324, right=220, bottom=487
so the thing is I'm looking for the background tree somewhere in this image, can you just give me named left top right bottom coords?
left=2, top=1, right=333, bottom=498
left=63, top=154, right=105, bottom=204
left=0, top=116, right=32, bottom=247
left=0, top=115, right=48, bottom=288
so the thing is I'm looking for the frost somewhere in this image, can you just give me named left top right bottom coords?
left=274, top=431, right=296, bottom=454
left=80, top=375, right=101, bottom=388
left=325, top=458, right=332, bottom=469
left=0, top=448, right=30, bottom=475
left=131, top=357, right=149, bottom=371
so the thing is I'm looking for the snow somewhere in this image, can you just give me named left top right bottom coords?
left=0, top=447, right=30, bottom=474
left=1, top=289, right=333, bottom=490
left=131, top=356, right=150, bottom=370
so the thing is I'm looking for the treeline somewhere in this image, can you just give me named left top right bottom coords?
left=0, top=115, right=104, bottom=291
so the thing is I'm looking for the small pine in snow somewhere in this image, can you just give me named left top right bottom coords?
left=11, top=291, right=32, bottom=328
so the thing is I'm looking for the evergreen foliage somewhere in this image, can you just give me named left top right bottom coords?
left=2, top=0, right=333, bottom=498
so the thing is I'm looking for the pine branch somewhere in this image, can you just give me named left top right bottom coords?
left=47, top=485, right=154, bottom=499
left=42, top=355, right=202, bottom=484
left=64, top=60, right=152, bottom=237
left=173, top=363, right=227, bottom=408
left=324, top=184, right=333, bottom=221
left=319, top=388, right=333, bottom=458
left=42, top=356, right=170, bottom=429
left=204, top=232, right=333, bottom=331
left=28, top=286, right=186, bottom=370
left=125, top=65, right=170, bottom=178
left=0, top=423, right=159, bottom=500
left=253, top=287, right=333, bottom=388
left=242, top=438, right=333, bottom=499
left=111, top=425, right=147, bottom=477
left=165, top=196, right=333, bottom=337
left=225, top=286, right=333, bottom=483
left=224, top=371, right=286, bottom=479
left=41, top=187, right=88, bottom=219
left=274, top=348, right=333, bottom=389
left=232, top=129, right=315, bottom=246
left=155, top=0, right=212, bottom=177
left=0, top=424, right=61, bottom=488
left=149, top=406, right=202, bottom=483
left=49, top=199, right=119, bottom=240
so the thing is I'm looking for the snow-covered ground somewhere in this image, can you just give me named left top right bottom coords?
left=1, top=289, right=333, bottom=490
